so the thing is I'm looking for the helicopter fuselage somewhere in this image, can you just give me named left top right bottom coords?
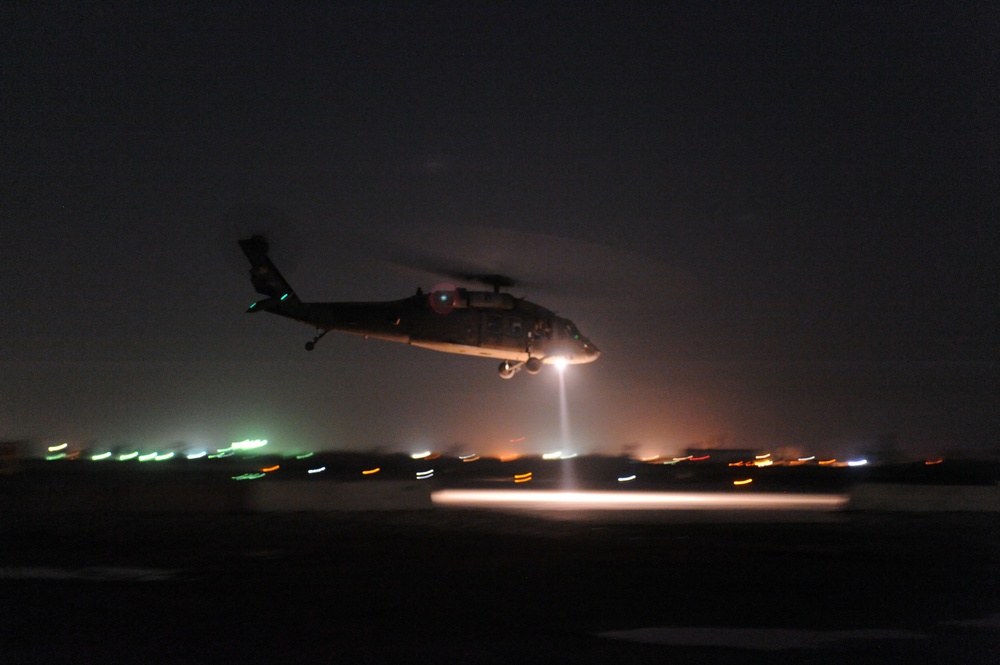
left=239, top=236, right=600, bottom=377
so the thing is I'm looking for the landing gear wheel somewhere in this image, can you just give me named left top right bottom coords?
left=525, top=357, right=543, bottom=374
left=498, top=361, right=518, bottom=379
left=305, top=329, right=327, bottom=351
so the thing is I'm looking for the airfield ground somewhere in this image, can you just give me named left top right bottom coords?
left=1, top=504, right=998, bottom=664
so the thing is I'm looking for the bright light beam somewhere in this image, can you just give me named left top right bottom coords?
left=433, top=490, right=847, bottom=511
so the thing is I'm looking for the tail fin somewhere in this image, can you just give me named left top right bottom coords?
left=238, top=235, right=301, bottom=312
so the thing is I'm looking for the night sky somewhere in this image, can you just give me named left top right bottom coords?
left=3, top=2, right=997, bottom=459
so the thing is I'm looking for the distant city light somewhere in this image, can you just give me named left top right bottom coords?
left=186, top=451, right=207, bottom=460
left=617, top=475, right=637, bottom=482
left=307, top=466, right=326, bottom=474
left=847, top=459, right=868, bottom=467
left=362, top=467, right=381, bottom=475
left=91, top=452, right=112, bottom=461
left=138, top=452, right=157, bottom=462
left=261, top=465, right=280, bottom=472
left=118, top=451, right=138, bottom=461
left=514, top=472, right=532, bottom=483
left=48, top=443, right=68, bottom=452
left=733, top=478, right=753, bottom=486
left=416, top=469, right=434, bottom=480
left=411, top=451, right=431, bottom=460
left=154, top=452, right=175, bottom=461
left=295, top=452, right=314, bottom=460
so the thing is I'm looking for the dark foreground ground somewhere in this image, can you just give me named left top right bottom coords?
left=2, top=508, right=998, bottom=664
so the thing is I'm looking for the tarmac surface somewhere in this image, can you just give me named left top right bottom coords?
left=2, top=506, right=998, bottom=664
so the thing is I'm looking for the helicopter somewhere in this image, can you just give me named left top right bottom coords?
left=238, top=235, right=600, bottom=378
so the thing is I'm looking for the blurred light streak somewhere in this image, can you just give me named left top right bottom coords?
left=307, top=466, right=326, bottom=474
left=232, top=439, right=267, bottom=450
left=138, top=452, right=157, bottom=462
left=118, top=451, right=138, bottom=461
left=261, top=465, right=280, bottom=472
left=733, top=478, right=753, bottom=486
left=362, top=467, right=381, bottom=475
left=818, top=459, right=836, bottom=465
left=232, top=472, right=266, bottom=480
left=411, top=451, right=431, bottom=460
left=925, top=459, right=943, bottom=465
left=48, top=443, right=68, bottom=452
left=432, top=490, right=847, bottom=511
left=154, top=452, right=174, bottom=461
left=847, top=459, right=868, bottom=467
left=617, top=475, right=637, bottom=482
left=186, top=451, right=207, bottom=460
left=295, top=452, right=314, bottom=459
left=91, top=452, right=112, bottom=461
left=514, top=472, right=533, bottom=483
left=416, top=469, right=434, bottom=479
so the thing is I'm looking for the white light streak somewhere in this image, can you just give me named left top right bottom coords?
left=433, top=490, right=848, bottom=511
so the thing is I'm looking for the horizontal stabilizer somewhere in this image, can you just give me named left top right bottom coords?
left=246, top=295, right=291, bottom=313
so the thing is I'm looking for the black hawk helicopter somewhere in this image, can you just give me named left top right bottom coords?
left=239, top=235, right=600, bottom=378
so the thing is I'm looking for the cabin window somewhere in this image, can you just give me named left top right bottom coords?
left=507, top=318, right=524, bottom=337
left=486, top=316, right=503, bottom=335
